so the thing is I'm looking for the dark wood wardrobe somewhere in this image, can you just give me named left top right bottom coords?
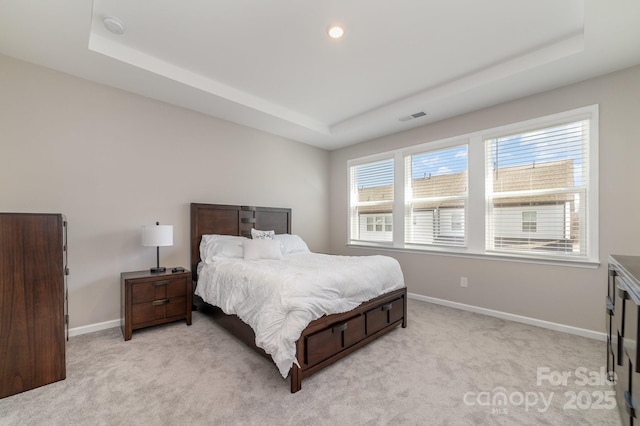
left=0, top=213, right=68, bottom=398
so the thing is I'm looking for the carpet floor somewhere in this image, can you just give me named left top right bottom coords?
left=0, top=299, right=621, bottom=425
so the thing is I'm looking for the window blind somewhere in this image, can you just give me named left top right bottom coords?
left=405, top=145, right=468, bottom=247
left=485, top=120, right=589, bottom=257
left=349, top=158, right=394, bottom=242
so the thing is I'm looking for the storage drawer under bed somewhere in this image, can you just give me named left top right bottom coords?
left=302, top=293, right=405, bottom=368
left=305, top=314, right=365, bottom=366
left=365, top=297, right=404, bottom=335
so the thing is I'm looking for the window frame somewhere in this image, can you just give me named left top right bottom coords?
left=347, top=105, right=599, bottom=268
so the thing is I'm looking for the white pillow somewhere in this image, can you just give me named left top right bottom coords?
left=251, top=229, right=275, bottom=240
left=200, top=234, right=246, bottom=261
left=243, top=239, right=283, bottom=261
left=273, top=234, right=310, bottom=255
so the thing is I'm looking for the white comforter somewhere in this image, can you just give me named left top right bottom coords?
left=195, top=252, right=405, bottom=377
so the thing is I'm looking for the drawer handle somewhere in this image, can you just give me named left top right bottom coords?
left=332, top=322, right=348, bottom=333
left=624, top=391, right=637, bottom=417
left=152, top=299, right=170, bottom=306
left=154, top=280, right=170, bottom=287
left=606, top=298, right=614, bottom=316
left=381, top=303, right=392, bottom=311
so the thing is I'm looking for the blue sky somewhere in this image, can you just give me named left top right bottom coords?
left=412, top=145, right=467, bottom=179
left=491, top=121, right=585, bottom=185
left=355, top=120, right=586, bottom=188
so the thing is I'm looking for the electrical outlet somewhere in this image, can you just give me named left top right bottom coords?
left=460, top=277, right=468, bottom=288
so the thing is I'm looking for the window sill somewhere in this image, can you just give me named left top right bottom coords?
left=346, top=242, right=600, bottom=269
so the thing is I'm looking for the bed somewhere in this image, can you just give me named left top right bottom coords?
left=190, top=203, right=407, bottom=393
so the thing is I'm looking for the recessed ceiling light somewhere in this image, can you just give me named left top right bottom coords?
left=103, top=16, right=125, bottom=35
left=327, top=25, right=344, bottom=39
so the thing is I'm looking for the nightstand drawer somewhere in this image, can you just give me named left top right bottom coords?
left=131, top=296, right=187, bottom=325
left=131, top=276, right=187, bottom=304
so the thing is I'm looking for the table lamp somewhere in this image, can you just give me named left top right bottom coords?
left=142, top=222, right=173, bottom=273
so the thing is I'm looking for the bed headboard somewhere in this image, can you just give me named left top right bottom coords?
left=190, top=203, right=292, bottom=281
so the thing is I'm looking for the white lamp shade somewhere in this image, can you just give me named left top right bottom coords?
left=142, top=225, right=173, bottom=247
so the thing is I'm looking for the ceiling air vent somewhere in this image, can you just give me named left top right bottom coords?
left=398, top=111, right=427, bottom=122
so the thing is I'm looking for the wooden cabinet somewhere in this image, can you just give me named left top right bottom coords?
left=0, top=213, right=67, bottom=399
left=607, top=267, right=617, bottom=378
left=609, top=255, right=640, bottom=425
left=121, top=269, right=192, bottom=340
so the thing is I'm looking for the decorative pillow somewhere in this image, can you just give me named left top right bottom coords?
left=243, top=239, right=283, bottom=261
left=251, top=229, right=275, bottom=240
left=273, top=234, right=310, bottom=255
left=200, top=234, right=246, bottom=261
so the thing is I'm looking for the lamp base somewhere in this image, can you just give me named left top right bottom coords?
left=150, top=266, right=166, bottom=273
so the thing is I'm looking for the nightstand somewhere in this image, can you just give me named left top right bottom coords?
left=120, top=269, right=192, bottom=341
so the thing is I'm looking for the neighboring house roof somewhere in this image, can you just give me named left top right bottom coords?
left=357, top=159, right=575, bottom=213
left=491, top=159, right=575, bottom=206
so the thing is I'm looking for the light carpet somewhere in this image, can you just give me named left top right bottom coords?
left=0, top=299, right=621, bottom=425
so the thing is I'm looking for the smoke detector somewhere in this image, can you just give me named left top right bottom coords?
left=103, top=16, right=125, bottom=35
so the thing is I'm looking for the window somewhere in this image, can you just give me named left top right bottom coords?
left=404, top=145, right=468, bottom=247
left=349, top=158, right=394, bottom=243
left=451, top=212, right=464, bottom=231
left=485, top=119, right=590, bottom=257
left=364, top=214, right=392, bottom=233
left=522, top=211, right=537, bottom=233
left=347, top=105, right=598, bottom=265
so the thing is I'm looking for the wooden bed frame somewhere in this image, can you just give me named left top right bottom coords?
left=190, top=203, right=407, bottom=393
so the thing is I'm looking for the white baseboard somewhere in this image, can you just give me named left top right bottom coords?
left=68, top=295, right=606, bottom=342
left=407, top=292, right=606, bottom=342
left=68, top=319, right=120, bottom=337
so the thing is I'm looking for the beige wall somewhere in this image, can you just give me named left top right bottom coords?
left=329, top=64, right=640, bottom=333
left=3, top=51, right=639, bottom=335
left=0, top=55, right=330, bottom=329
